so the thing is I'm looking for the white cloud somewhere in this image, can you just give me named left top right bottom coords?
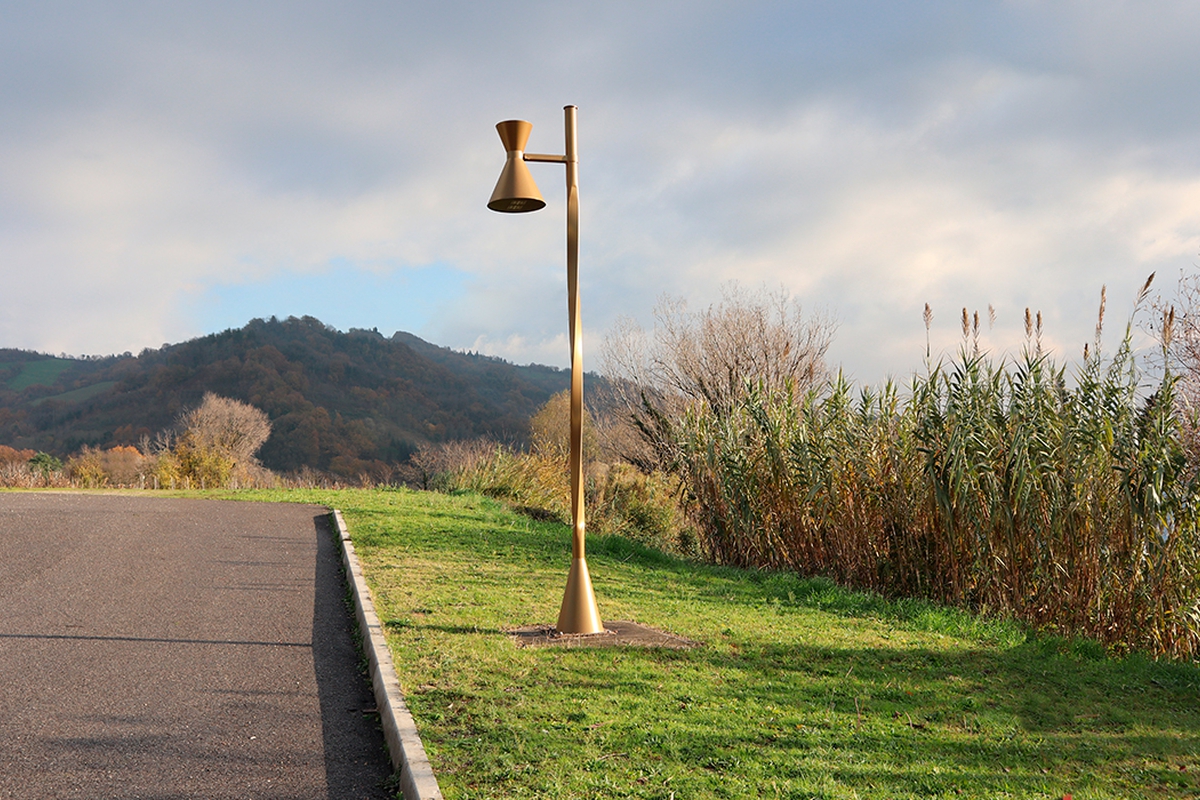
left=1, top=1, right=1199, bottom=385
left=470, top=331, right=570, bottom=369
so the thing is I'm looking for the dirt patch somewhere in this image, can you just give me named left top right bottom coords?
left=509, top=620, right=701, bottom=649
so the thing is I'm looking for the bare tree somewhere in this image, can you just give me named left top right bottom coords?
left=178, top=393, right=272, bottom=468
left=600, top=283, right=836, bottom=469
left=530, top=390, right=598, bottom=462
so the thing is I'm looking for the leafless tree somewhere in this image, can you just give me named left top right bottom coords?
left=599, top=283, right=836, bottom=469
left=178, top=393, right=272, bottom=467
left=529, top=389, right=598, bottom=462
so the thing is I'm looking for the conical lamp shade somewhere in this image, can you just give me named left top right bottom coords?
left=488, top=120, right=546, bottom=213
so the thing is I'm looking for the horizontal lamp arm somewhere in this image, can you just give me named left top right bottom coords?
left=524, top=153, right=568, bottom=163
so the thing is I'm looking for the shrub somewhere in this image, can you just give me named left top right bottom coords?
left=178, top=393, right=271, bottom=467
left=66, top=447, right=108, bottom=488
left=454, top=445, right=570, bottom=521
left=0, top=447, right=51, bottom=487
left=530, top=389, right=598, bottom=461
left=410, top=436, right=694, bottom=555
left=99, top=445, right=146, bottom=486
left=0, top=445, right=34, bottom=466
left=28, top=452, right=63, bottom=477
left=148, top=394, right=272, bottom=489
left=173, top=430, right=235, bottom=489
left=589, top=462, right=696, bottom=556
left=65, top=445, right=149, bottom=488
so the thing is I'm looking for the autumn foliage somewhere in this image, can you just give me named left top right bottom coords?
left=151, top=394, right=273, bottom=489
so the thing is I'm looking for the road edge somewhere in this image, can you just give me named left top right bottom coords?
left=331, top=509, right=444, bottom=800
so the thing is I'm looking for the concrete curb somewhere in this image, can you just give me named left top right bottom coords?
left=331, top=509, right=444, bottom=800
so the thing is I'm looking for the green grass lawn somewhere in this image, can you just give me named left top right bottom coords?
left=214, top=488, right=1199, bottom=798
left=2, top=358, right=75, bottom=391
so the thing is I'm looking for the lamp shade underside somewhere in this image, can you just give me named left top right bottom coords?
left=488, top=154, right=545, bottom=212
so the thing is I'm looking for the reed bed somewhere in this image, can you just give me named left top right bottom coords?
left=669, top=322, right=1200, bottom=660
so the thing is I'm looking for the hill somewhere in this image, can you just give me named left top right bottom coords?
left=0, top=316, right=581, bottom=478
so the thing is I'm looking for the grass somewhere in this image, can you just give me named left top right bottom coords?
left=2, top=358, right=74, bottom=390
left=31, top=381, right=117, bottom=406
left=186, top=486, right=1200, bottom=800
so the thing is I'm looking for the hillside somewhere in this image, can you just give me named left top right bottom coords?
left=0, top=316, right=581, bottom=478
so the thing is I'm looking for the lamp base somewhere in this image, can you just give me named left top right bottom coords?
left=555, top=557, right=604, bottom=634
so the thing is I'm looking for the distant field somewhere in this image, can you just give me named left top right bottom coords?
left=204, top=487, right=1200, bottom=800
left=2, top=359, right=75, bottom=391
left=31, top=381, right=117, bottom=406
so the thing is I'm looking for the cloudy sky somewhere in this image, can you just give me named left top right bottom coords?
left=3, top=1, right=1198, bottom=383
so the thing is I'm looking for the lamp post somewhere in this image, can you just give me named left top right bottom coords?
left=488, top=105, right=604, bottom=635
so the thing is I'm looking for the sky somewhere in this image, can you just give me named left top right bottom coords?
left=3, top=1, right=1199, bottom=384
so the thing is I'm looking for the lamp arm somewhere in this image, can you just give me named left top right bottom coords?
left=524, top=153, right=568, bottom=163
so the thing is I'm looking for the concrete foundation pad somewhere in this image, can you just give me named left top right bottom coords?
left=510, top=620, right=702, bottom=649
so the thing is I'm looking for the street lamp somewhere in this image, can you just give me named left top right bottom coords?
left=488, top=105, right=604, bottom=635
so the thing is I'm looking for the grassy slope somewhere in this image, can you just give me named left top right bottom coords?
left=32, top=381, right=118, bottom=406
left=3, top=359, right=75, bottom=390
left=212, top=488, right=1198, bottom=798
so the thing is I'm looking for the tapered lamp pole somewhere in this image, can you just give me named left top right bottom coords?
left=488, top=105, right=604, bottom=634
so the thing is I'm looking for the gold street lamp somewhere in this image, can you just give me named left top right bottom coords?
left=488, top=105, right=604, bottom=635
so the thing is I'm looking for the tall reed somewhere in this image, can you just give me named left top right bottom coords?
left=668, top=315, right=1200, bottom=659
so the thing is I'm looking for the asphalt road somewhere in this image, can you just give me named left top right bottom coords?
left=0, top=493, right=394, bottom=800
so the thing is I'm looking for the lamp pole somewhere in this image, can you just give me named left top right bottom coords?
left=488, top=106, right=603, bottom=635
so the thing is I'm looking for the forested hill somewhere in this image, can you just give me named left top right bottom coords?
left=0, top=316, right=578, bottom=477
